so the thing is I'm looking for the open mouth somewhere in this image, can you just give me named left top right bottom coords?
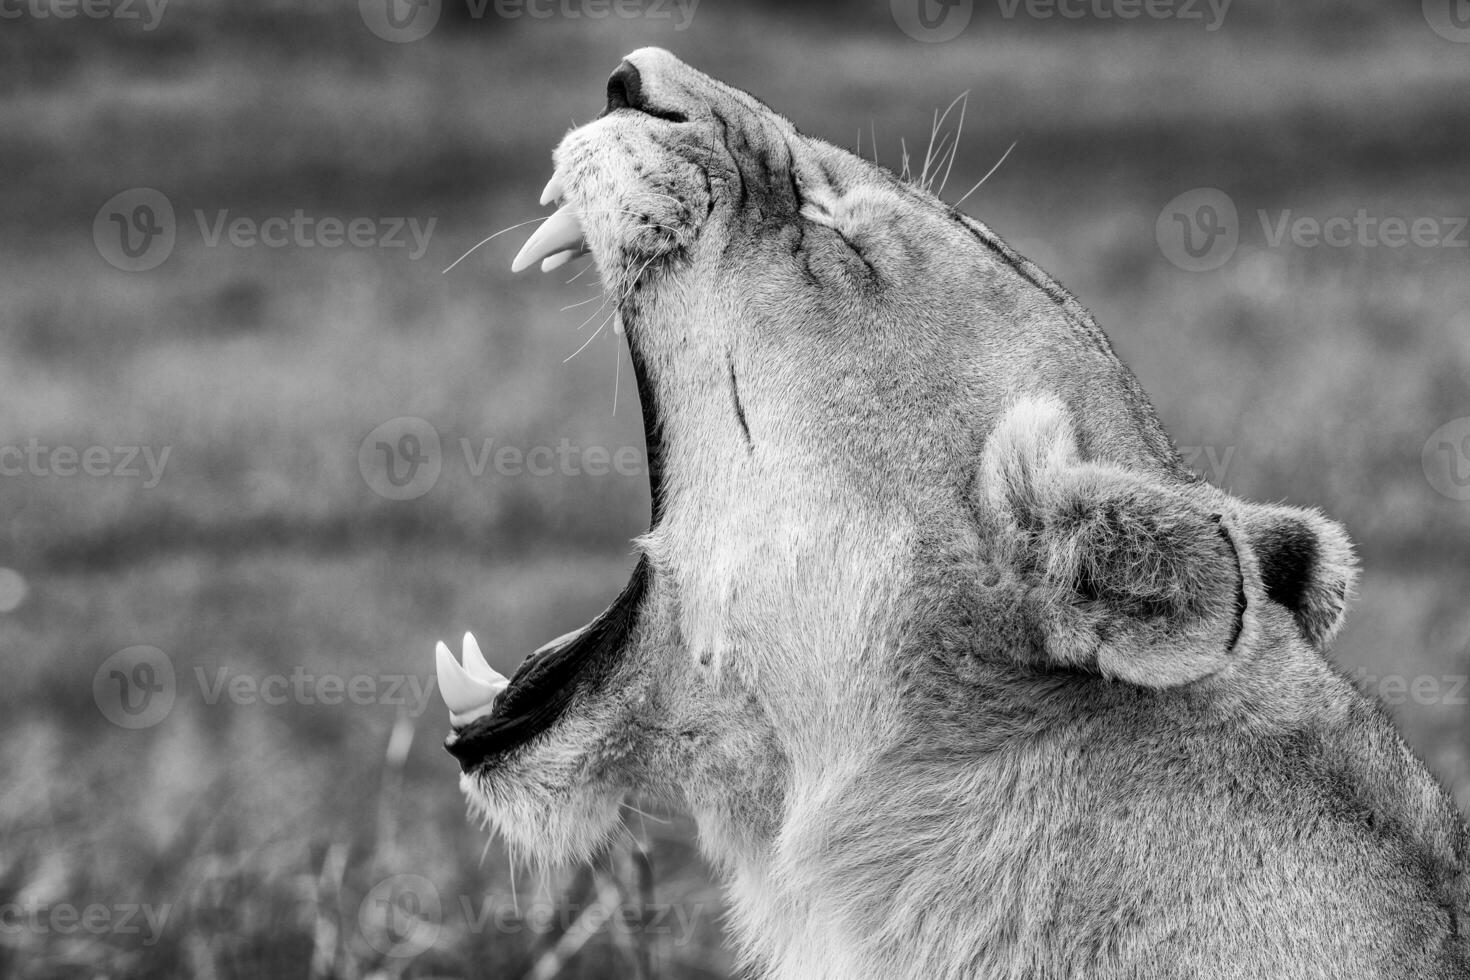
left=438, top=557, right=651, bottom=771
left=439, top=64, right=672, bottom=774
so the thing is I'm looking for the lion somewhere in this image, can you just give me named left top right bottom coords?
left=434, top=48, right=1469, bottom=979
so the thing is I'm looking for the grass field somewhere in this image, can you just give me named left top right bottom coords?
left=2, top=1, right=1468, bottom=976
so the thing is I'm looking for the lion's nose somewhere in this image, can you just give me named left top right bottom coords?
left=605, top=60, right=645, bottom=113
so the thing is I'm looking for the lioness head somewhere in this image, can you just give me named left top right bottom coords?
left=435, top=49, right=1464, bottom=977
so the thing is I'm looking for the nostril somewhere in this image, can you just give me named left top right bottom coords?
left=605, top=60, right=644, bottom=113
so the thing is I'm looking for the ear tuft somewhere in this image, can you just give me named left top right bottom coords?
left=979, top=394, right=1081, bottom=527
left=1233, top=504, right=1358, bottom=649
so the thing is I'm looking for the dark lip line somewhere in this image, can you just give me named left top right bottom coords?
left=443, top=556, right=652, bottom=770
left=444, top=312, right=664, bottom=772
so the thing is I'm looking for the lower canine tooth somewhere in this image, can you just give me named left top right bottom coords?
left=462, top=632, right=510, bottom=687
left=541, top=246, right=586, bottom=272
left=435, top=640, right=501, bottom=725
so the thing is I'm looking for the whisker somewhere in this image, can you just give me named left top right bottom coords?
left=574, top=295, right=613, bottom=332
left=921, top=91, right=968, bottom=193
left=921, top=107, right=941, bottom=188
left=953, top=139, right=1019, bottom=208
left=560, top=292, right=603, bottom=311
left=612, top=330, right=622, bottom=415
left=937, top=93, right=969, bottom=197
left=446, top=202, right=691, bottom=276
left=441, top=215, right=557, bottom=274
left=923, top=132, right=954, bottom=192
left=564, top=315, right=611, bottom=363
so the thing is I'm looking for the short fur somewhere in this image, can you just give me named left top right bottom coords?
left=462, top=49, right=1470, bottom=979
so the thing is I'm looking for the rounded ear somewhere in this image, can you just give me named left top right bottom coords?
left=977, top=397, right=1246, bottom=688
left=1225, top=503, right=1358, bottom=650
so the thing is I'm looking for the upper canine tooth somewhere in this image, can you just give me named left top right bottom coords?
left=461, top=632, right=509, bottom=687
left=539, top=170, right=568, bottom=207
left=511, top=204, right=584, bottom=273
left=435, top=639, right=500, bottom=726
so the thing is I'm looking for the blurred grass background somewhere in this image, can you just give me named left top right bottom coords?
left=1, top=0, right=1467, bottom=976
